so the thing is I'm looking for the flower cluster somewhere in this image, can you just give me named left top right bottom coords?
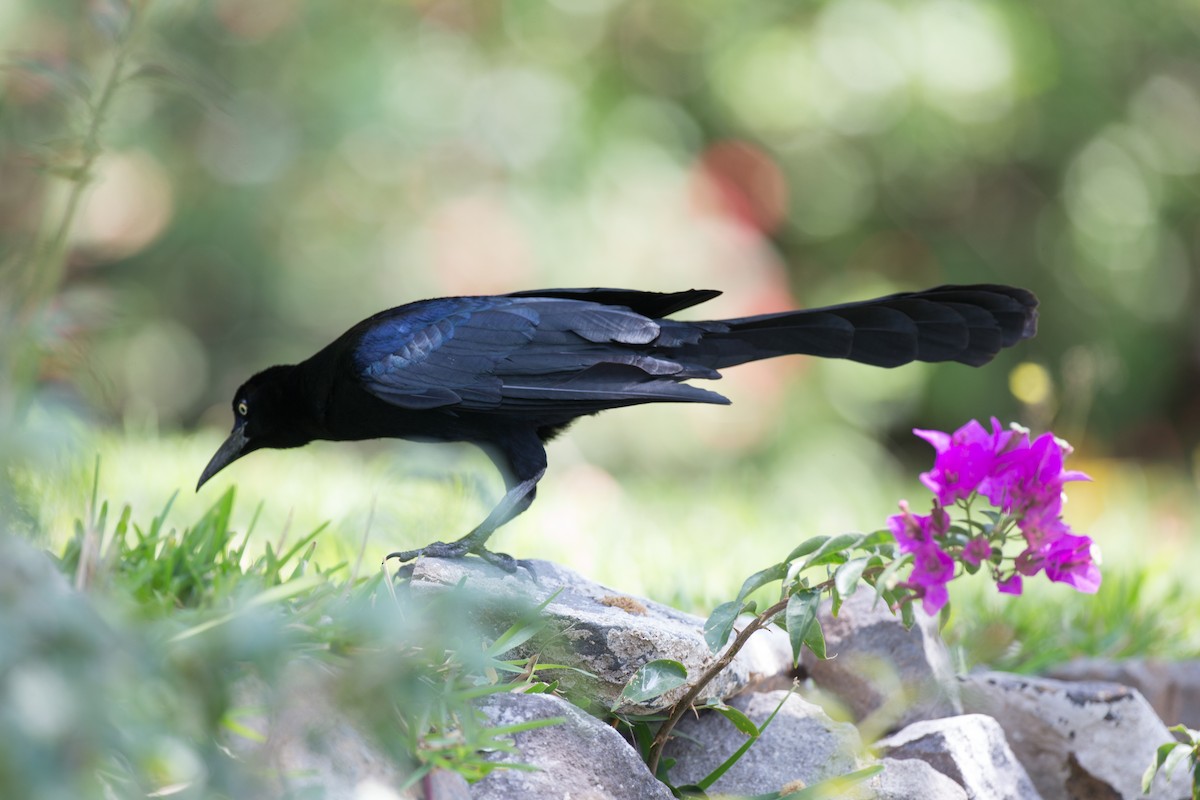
left=888, top=418, right=1100, bottom=615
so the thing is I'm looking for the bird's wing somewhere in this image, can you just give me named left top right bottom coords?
left=354, top=296, right=727, bottom=412
left=504, top=287, right=720, bottom=318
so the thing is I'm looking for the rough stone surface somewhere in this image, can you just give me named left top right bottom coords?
left=664, top=689, right=865, bottom=795
left=422, top=771, right=470, bottom=800
left=1049, top=657, right=1200, bottom=728
left=231, top=671, right=418, bottom=800
left=408, top=557, right=766, bottom=712
left=735, top=620, right=800, bottom=694
left=875, top=714, right=1041, bottom=800
left=473, top=692, right=672, bottom=800
left=801, top=587, right=962, bottom=733
left=868, top=757, right=969, bottom=800
left=960, top=671, right=1188, bottom=800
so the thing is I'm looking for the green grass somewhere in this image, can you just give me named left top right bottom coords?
left=27, top=417, right=919, bottom=610
left=28, top=423, right=1200, bottom=661
left=24, top=423, right=1200, bottom=669
left=947, top=568, right=1200, bottom=673
left=4, top=468, right=571, bottom=799
left=8, top=423, right=1200, bottom=797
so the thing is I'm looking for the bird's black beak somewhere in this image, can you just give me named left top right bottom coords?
left=197, top=424, right=249, bottom=490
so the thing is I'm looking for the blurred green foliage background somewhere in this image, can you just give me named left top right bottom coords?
left=3, top=3, right=1200, bottom=796
left=2, top=0, right=1200, bottom=604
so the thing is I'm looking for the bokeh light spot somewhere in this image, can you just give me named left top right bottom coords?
left=1065, top=132, right=1158, bottom=244
left=712, top=30, right=812, bottom=135
left=815, top=0, right=908, bottom=96
left=812, top=0, right=910, bottom=133
left=427, top=193, right=534, bottom=295
left=469, top=67, right=576, bottom=169
left=693, top=140, right=788, bottom=234
left=1130, top=74, right=1200, bottom=176
left=122, top=321, right=210, bottom=421
left=1009, top=361, right=1053, bottom=406
left=73, top=150, right=174, bottom=262
left=784, top=138, right=875, bottom=239
left=911, top=0, right=1015, bottom=122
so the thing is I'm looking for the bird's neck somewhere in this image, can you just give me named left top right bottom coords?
left=261, top=362, right=333, bottom=447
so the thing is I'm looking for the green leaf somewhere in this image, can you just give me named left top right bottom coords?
left=785, top=535, right=831, bottom=563
left=697, top=688, right=793, bottom=791
left=785, top=590, right=821, bottom=665
left=1167, top=723, right=1196, bottom=738
left=801, top=533, right=863, bottom=569
left=872, top=552, right=912, bottom=595
left=856, top=529, right=893, bottom=550
left=899, top=600, right=916, bottom=630
left=277, top=521, right=329, bottom=571
left=1144, top=742, right=1183, bottom=793
left=486, top=716, right=568, bottom=737
left=169, top=574, right=324, bottom=642
left=220, top=707, right=267, bottom=743
left=487, top=588, right=562, bottom=658
left=125, top=55, right=232, bottom=112
left=1162, top=740, right=1193, bottom=778
left=704, top=600, right=743, bottom=652
left=714, top=704, right=759, bottom=737
left=735, top=563, right=788, bottom=603
left=834, top=557, right=868, bottom=599
left=613, top=659, right=688, bottom=710
left=804, top=616, right=827, bottom=660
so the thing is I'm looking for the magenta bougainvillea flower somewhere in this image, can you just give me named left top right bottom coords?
left=889, top=418, right=1099, bottom=615
left=962, top=537, right=992, bottom=567
left=1040, top=533, right=1102, bottom=593
left=886, top=501, right=956, bottom=614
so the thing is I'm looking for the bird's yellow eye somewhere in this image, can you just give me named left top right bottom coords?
left=237, top=401, right=249, bottom=416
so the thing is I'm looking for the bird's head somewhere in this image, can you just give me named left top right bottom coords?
left=197, top=365, right=314, bottom=490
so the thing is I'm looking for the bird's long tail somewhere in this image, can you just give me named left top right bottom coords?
left=689, top=284, right=1038, bottom=370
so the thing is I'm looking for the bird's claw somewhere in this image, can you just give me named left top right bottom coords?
left=385, top=540, right=471, bottom=563
left=384, top=542, right=537, bottom=578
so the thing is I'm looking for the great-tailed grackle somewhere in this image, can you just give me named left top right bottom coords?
left=198, top=285, right=1037, bottom=570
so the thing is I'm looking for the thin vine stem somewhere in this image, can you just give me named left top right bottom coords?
left=18, top=5, right=144, bottom=316
left=646, top=567, right=877, bottom=777
left=645, top=595, right=789, bottom=777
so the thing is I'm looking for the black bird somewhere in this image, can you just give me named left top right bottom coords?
left=198, top=284, right=1037, bottom=570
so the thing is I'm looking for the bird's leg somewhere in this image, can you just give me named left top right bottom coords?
left=384, top=469, right=543, bottom=571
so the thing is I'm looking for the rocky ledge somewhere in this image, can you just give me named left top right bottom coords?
left=244, top=558, right=1195, bottom=799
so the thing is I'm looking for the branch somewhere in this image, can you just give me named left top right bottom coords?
left=646, top=594, right=788, bottom=775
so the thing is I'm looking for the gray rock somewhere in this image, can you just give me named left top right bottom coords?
left=960, top=671, right=1188, bottom=800
left=875, top=714, right=1041, bottom=800
left=735, top=620, right=800, bottom=694
left=869, top=758, right=969, bottom=800
left=230, top=670, right=417, bottom=800
left=801, top=586, right=962, bottom=734
left=664, top=689, right=865, bottom=795
left=407, top=557, right=767, bottom=713
left=1049, top=657, right=1200, bottom=728
left=473, top=691, right=672, bottom=800
left=423, top=770, right=471, bottom=800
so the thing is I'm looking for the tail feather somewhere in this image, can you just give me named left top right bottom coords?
left=688, top=284, right=1037, bottom=370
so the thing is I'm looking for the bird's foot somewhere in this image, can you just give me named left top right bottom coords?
left=384, top=540, right=536, bottom=577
